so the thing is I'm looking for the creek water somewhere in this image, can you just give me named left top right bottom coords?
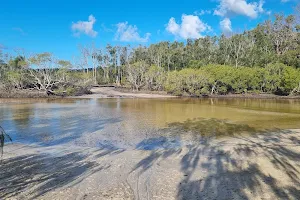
left=1, top=98, right=300, bottom=150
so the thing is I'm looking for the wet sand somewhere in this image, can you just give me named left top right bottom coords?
left=1, top=98, right=300, bottom=199
left=1, top=129, right=300, bottom=200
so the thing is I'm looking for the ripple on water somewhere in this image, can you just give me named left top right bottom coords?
left=1, top=98, right=300, bottom=150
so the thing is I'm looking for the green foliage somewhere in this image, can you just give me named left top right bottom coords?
left=67, top=71, right=93, bottom=86
left=164, top=64, right=300, bottom=96
left=164, top=71, right=184, bottom=95
left=280, top=48, right=300, bottom=68
left=6, top=71, right=23, bottom=88
left=165, top=69, right=211, bottom=96
left=145, top=65, right=166, bottom=90
left=282, top=66, right=300, bottom=95
left=8, top=56, right=26, bottom=69
left=57, top=60, right=72, bottom=68
left=29, top=52, right=52, bottom=65
left=126, top=61, right=148, bottom=90
left=187, top=60, right=205, bottom=69
left=263, top=63, right=285, bottom=94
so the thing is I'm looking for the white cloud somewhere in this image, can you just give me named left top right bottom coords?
left=166, top=17, right=180, bottom=35
left=194, top=10, right=212, bottom=16
left=214, top=0, right=265, bottom=19
left=220, top=18, right=232, bottom=34
left=166, top=14, right=212, bottom=39
left=115, top=22, right=150, bottom=42
left=258, top=0, right=264, bottom=13
left=71, top=15, right=98, bottom=37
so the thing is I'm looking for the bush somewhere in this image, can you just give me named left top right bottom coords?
left=164, top=63, right=300, bottom=96
left=164, top=69, right=211, bottom=96
left=145, top=65, right=166, bottom=90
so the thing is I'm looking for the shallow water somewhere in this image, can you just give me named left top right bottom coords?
left=1, top=98, right=300, bottom=149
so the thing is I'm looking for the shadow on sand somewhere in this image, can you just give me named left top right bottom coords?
left=1, top=118, right=300, bottom=199
left=133, top=118, right=300, bottom=200
left=0, top=150, right=113, bottom=199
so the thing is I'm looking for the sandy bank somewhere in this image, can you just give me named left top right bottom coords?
left=1, top=129, right=300, bottom=200
left=72, top=87, right=176, bottom=99
left=73, top=87, right=300, bottom=100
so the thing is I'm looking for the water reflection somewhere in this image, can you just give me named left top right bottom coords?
left=168, top=118, right=257, bottom=138
left=96, top=98, right=300, bottom=129
left=0, top=99, right=122, bottom=146
left=0, top=98, right=300, bottom=148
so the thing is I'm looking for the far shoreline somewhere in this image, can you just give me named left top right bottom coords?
left=1, top=86, right=300, bottom=100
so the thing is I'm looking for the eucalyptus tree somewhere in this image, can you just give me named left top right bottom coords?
left=26, top=53, right=67, bottom=92
left=170, top=41, right=185, bottom=70
left=230, top=33, right=248, bottom=67
left=218, top=34, right=232, bottom=65
left=193, top=36, right=218, bottom=65
left=249, top=25, right=275, bottom=67
left=265, top=14, right=296, bottom=56
left=106, top=44, right=117, bottom=84
left=78, top=45, right=91, bottom=74
left=0, top=50, right=7, bottom=80
left=126, top=61, right=148, bottom=90
left=119, top=45, right=131, bottom=84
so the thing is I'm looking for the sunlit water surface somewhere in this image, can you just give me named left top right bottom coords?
left=1, top=98, right=300, bottom=150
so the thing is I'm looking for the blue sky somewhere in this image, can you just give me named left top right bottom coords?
left=0, top=0, right=298, bottom=60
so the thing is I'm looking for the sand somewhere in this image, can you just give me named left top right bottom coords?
left=73, top=87, right=176, bottom=99
left=1, top=129, right=300, bottom=200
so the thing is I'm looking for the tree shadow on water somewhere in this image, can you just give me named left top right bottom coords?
left=132, top=139, right=181, bottom=174
left=0, top=152, right=109, bottom=199
left=168, top=118, right=257, bottom=138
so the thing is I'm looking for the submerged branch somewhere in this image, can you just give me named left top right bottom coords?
left=0, top=126, right=12, bottom=156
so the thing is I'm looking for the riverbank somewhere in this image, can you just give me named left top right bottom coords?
left=1, top=86, right=300, bottom=99
left=0, top=86, right=92, bottom=99
left=0, top=87, right=175, bottom=99
left=0, top=89, right=48, bottom=98
left=76, top=86, right=300, bottom=99
left=1, top=129, right=300, bottom=199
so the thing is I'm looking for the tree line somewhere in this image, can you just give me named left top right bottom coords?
left=0, top=9, right=300, bottom=96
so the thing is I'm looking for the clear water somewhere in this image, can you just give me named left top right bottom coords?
left=1, top=98, right=300, bottom=149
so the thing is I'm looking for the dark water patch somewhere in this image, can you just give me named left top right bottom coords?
left=136, top=136, right=181, bottom=150
left=168, top=118, right=267, bottom=138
